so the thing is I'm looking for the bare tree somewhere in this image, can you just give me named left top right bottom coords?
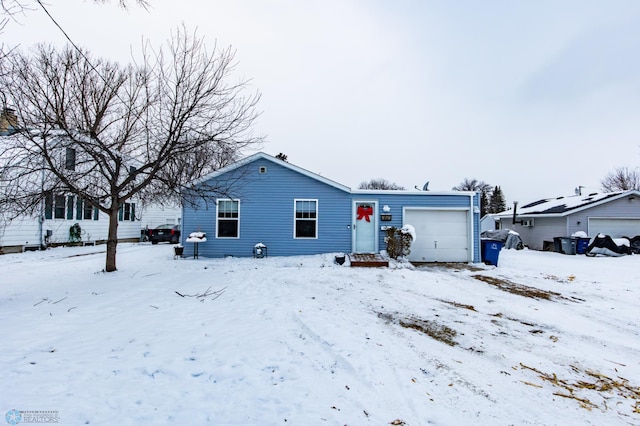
left=359, top=178, right=405, bottom=190
left=452, top=178, right=492, bottom=193
left=453, top=178, right=493, bottom=217
left=601, top=167, right=640, bottom=192
left=0, top=28, right=262, bottom=272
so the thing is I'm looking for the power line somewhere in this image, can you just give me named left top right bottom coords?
left=35, top=0, right=125, bottom=98
left=36, top=1, right=103, bottom=76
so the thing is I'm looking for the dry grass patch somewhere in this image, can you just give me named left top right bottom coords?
left=438, top=299, right=477, bottom=311
left=520, top=363, right=640, bottom=416
left=472, top=274, right=564, bottom=300
left=377, top=312, right=458, bottom=346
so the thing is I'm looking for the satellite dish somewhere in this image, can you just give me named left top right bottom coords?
left=422, top=181, right=429, bottom=191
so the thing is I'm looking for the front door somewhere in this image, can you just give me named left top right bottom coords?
left=353, top=201, right=376, bottom=253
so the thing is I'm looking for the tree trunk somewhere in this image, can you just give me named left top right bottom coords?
left=105, top=207, right=119, bottom=272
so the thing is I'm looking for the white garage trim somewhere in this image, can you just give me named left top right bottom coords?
left=403, top=207, right=472, bottom=262
left=588, top=217, right=640, bottom=238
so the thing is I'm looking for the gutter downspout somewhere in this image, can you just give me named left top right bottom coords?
left=470, top=192, right=476, bottom=263
left=512, top=201, right=519, bottom=225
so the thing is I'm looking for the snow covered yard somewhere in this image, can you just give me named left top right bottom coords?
left=1, top=244, right=639, bottom=425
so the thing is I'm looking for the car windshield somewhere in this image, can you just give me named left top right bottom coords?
left=155, top=224, right=176, bottom=229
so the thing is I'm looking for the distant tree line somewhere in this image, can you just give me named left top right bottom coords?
left=452, top=178, right=506, bottom=217
left=358, top=178, right=405, bottom=190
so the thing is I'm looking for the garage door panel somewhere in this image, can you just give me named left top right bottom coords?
left=588, top=218, right=640, bottom=238
left=405, top=209, right=469, bottom=262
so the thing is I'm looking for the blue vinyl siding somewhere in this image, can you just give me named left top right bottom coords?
left=182, top=158, right=352, bottom=258
left=182, top=154, right=481, bottom=262
left=354, top=192, right=481, bottom=263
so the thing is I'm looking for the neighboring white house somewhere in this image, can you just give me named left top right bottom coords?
left=139, top=201, right=182, bottom=232
left=0, top=199, right=183, bottom=253
left=480, top=214, right=500, bottom=233
left=0, top=197, right=142, bottom=253
left=0, top=129, right=180, bottom=253
left=1, top=108, right=185, bottom=253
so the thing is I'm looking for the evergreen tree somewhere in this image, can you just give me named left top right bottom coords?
left=481, top=191, right=490, bottom=217
left=489, top=185, right=506, bottom=213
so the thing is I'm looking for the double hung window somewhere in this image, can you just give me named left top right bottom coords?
left=294, top=199, right=317, bottom=239
left=217, top=199, right=240, bottom=238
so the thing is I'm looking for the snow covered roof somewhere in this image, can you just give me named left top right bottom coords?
left=495, top=190, right=640, bottom=217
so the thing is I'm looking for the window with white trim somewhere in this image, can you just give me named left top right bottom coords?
left=54, top=194, right=65, bottom=219
left=118, top=202, right=136, bottom=221
left=217, top=199, right=240, bottom=238
left=43, top=193, right=66, bottom=220
left=294, top=199, right=317, bottom=238
left=45, top=193, right=99, bottom=220
left=78, top=198, right=99, bottom=220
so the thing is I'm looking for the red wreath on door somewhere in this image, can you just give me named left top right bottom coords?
left=357, top=205, right=373, bottom=222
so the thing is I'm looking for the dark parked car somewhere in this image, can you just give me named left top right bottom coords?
left=147, top=224, right=181, bottom=244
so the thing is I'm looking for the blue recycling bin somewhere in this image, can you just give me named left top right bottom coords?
left=576, top=237, right=590, bottom=254
left=481, top=239, right=503, bottom=266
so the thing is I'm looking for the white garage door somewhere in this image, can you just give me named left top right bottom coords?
left=404, top=209, right=470, bottom=262
left=588, top=218, right=640, bottom=238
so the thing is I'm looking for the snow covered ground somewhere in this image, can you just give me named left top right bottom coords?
left=1, top=244, right=639, bottom=425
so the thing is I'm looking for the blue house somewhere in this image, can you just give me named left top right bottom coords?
left=181, top=153, right=481, bottom=263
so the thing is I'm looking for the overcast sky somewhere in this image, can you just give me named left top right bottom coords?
left=4, top=0, right=640, bottom=204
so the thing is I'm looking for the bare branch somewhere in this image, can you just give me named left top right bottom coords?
left=601, top=167, right=640, bottom=192
left=175, top=286, right=227, bottom=301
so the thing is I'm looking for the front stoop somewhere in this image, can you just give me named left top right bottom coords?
left=348, top=253, right=389, bottom=267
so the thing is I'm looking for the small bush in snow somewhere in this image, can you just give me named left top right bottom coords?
left=69, top=223, right=82, bottom=243
left=385, top=225, right=414, bottom=259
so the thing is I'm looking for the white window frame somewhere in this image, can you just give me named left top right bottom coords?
left=294, top=199, right=318, bottom=239
left=216, top=199, right=240, bottom=239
